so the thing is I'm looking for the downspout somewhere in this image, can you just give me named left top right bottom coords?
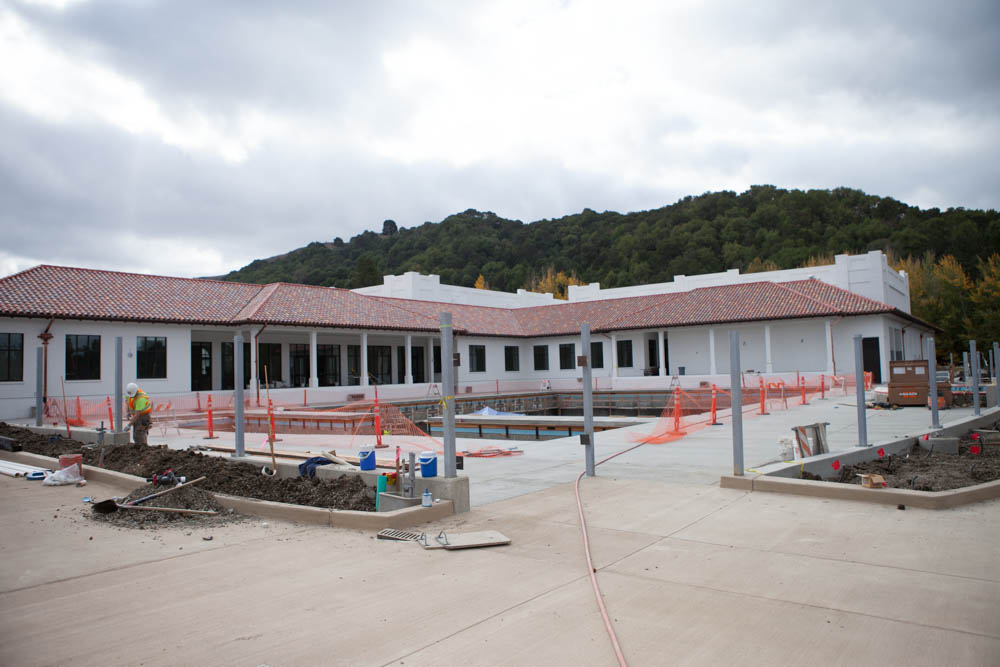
left=37, top=317, right=55, bottom=407
left=828, top=317, right=844, bottom=376
left=254, top=324, right=268, bottom=406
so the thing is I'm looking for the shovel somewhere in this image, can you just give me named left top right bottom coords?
left=92, top=476, right=206, bottom=514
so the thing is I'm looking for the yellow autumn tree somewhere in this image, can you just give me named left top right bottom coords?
left=474, top=274, right=490, bottom=290
left=746, top=257, right=779, bottom=273
left=526, top=267, right=584, bottom=300
left=970, top=253, right=1000, bottom=345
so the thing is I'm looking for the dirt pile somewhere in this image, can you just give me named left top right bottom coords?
left=0, top=422, right=375, bottom=512
left=835, top=425, right=1000, bottom=491
left=92, top=483, right=243, bottom=528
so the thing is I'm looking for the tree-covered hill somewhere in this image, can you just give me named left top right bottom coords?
left=217, top=186, right=999, bottom=294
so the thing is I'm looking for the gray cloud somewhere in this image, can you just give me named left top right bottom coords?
left=1, top=0, right=998, bottom=278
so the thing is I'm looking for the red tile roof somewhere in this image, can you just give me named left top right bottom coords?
left=0, top=265, right=924, bottom=335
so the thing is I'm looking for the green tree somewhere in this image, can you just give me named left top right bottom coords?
left=351, top=253, right=381, bottom=288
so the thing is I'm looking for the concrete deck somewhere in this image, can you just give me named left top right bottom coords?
left=2, top=468, right=998, bottom=665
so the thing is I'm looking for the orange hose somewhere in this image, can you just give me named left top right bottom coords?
left=575, top=440, right=645, bottom=667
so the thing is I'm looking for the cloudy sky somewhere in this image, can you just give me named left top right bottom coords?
left=1, top=0, right=998, bottom=279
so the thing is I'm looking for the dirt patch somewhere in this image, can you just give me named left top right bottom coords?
left=91, top=483, right=248, bottom=529
left=833, top=426, right=1000, bottom=491
left=0, top=422, right=375, bottom=512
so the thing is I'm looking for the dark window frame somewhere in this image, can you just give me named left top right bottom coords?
left=590, top=341, right=604, bottom=369
left=66, top=334, right=101, bottom=381
left=0, top=333, right=23, bottom=382
left=136, top=336, right=167, bottom=379
left=469, top=344, right=487, bottom=373
left=616, top=339, right=633, bottom=368
left=533, top=344, right=549, bottom=371
left=504, top=345, right=519, bottom=372
left=559, top=343, right=575, bottom=370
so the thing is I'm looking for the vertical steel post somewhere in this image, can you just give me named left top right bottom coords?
left=729, top=332, right=744, bottom=475
left=970, top=340, right=980, bottom=417
left=962, top=351, right=970, bottom=382
left=854, top=335, right=868, bottom=446
left=927, top=337, right=941, bottom=429
left=234, top=333, right=246, bottom=457
left=991, top=343, right=998, bottom=382
left=34, top=347, right=43, bottom=426
left=581, top=323, right=595, bottom=477
left=441, top=313, right=457, bottom=478
left=114, top=336, right=123, bottom=433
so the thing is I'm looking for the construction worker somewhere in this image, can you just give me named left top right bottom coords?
left=125, top=383, right=153, bottom=446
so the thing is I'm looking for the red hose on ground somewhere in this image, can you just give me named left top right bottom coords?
left=575, top=440, right=646, bottom=667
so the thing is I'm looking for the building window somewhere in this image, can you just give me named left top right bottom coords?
left=318, top=344, right=340, bottom=386
left=290, top=344, right=309, bottom=387
left=258, top=343, right=282, bottom=383
left=221, top=342, right=251, bottom=390
left=136, top=336, right=166, bottom=379
left=470, top=345, right=486, bottom=373
left=559, top=343, right=575, bottom=370
left=433, top=345, right=441, bottom=374
left=0, top=333, right=23, bottom=382
left=347, top=345, right=361, bottom=385
left=616, top=339, right=633, bottom=368
left=533, top=345, right=549, bottom=371
left=504, top=345, right=520, bottom=372
left=66, top=334, right=100, bottom=381
left=889, top=327, right=904, bottom=362
left=590, top=341, right=604, bottom=369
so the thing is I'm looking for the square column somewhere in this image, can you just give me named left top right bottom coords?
left=361, top=332, right=369, bottom=386
left=764, top=324, right=773, bottom=373
left=611, top=334, right=618, bottom=377
left=709, top=327, right=717, bottom=375
left=339, top=343, right=347, bottom=386
left=249, top=328, right=259, bottom=393
left=825, top=319, right=835, bottom=374
left=309, top=331, right=318, bottom=388
left=657, top=330, right=666, bottom=376
left=405, top=334, right=413, bottom=384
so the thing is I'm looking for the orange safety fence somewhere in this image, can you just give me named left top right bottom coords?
left=633, top=373, right=858, bottom=445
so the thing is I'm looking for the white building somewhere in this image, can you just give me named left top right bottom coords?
left=0, top=252, right=934, bottom=419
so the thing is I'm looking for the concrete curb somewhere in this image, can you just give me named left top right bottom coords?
left=720, top=473, right=1000, bottom=509
left=1, top=451, right=453, bottom=529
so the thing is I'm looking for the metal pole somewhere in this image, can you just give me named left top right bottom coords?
left=970, top=340, right=980, bottom=417
left=990, top=344, right=997, bottom=382
left=927, top=337, right=941, bottom=430
left=34, top=347, right=43, bottom=426
left=441, top=313, right=457, bottom=478
left=729, top=331, right=744, bottom=475
left=854, top=335, right=868, bottom=446
left=234, top=333, right=246, bottom=457
left=581, top=323, right=595, bottom=477
left=962, top=351, right=970, bottom=382
left=993, top=342, right=999, bottom=382
left=114, top=336, right=123, bottom=433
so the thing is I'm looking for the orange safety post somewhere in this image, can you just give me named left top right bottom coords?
left=800, top=377, right=807, bottom=405
left=75, top=396, right=83, bottom=423
left=374, top=385, right=384, bottom=448
left=780, top=382, right=788, bottom=409
left=196, top=392, right=202, bottom=412
left=710, top=384, right=722, bottom=425
left=759, top=377, right=768, bottom=415
left=268, top=398, right=277, bottom=444
left=303, top=388, right=307, bottom=407
left=672, top=390, right=681, bottom=433
left=106, top=396, right=114, bottom=428
left=820, top=374, right=826, bottom=399
left=204, top=395, right=219, bottom=440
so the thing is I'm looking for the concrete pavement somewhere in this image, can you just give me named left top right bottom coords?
left=1, top=467, right=998, bottom=666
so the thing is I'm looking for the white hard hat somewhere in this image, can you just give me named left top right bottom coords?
left=126, top=383, right=139, bottom=397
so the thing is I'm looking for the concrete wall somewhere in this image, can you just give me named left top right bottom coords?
left=567, top=251, right=911, bottom=313
left=354, top=271, right=557, bottom=308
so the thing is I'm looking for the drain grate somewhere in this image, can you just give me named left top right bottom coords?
left=376, top=528, right=423, bottom=542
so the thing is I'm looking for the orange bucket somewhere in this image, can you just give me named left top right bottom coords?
left=59, top=453, right=83, bottom=477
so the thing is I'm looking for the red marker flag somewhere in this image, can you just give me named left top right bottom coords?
left=832, top=459, right=841, bottom=471
left=877, top=448, right=885, bottom=458
left=970, top=445, right=981, bottom=455
left=970, top=433, right=981, bottom=440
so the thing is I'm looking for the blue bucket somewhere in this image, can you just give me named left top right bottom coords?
left=359, top=449, right=375, bottom=471
left=419, top=452, right=437, bottom=478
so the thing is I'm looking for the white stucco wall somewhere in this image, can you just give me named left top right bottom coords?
left=354, top=271, right=557, bottom=308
